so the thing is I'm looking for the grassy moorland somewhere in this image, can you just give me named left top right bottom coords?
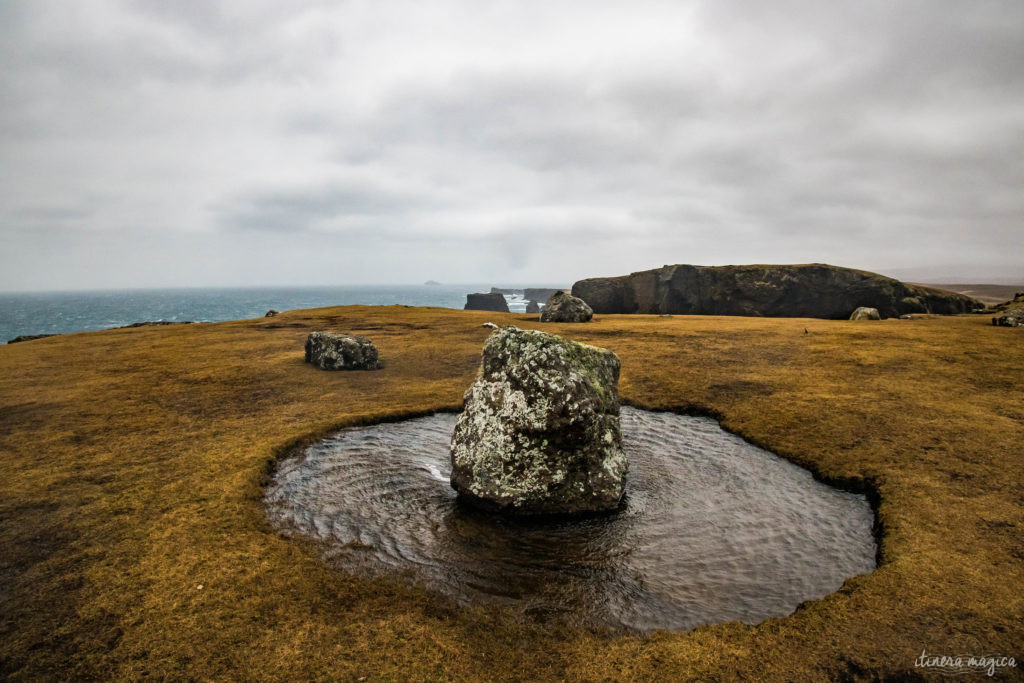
left=0, top=307, right=1021, bottom=680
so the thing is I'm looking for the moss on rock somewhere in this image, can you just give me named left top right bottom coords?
left=450, top=326, right=625, bottom=514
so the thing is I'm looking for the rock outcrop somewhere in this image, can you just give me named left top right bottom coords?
left=265, top=310, right=279, bottom=317
left=490, top=287, right=524, bottom=296
left=118, top=321, right=193, bottom=329
left=525, top=300, right=541, bottom=314
left=450, top=326, right=626, bottom=515
left=540, top=291, right=593, bottom=323
left=850, top=307, right=881, bottom=320
left=464, top=292, right=510, bottom=313
left=571, top=264, right=983, bottom=319
left=304, top=331, right=380, bottom=370
left=7, top=334, right=57, bottom=344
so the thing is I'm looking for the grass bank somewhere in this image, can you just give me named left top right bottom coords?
left=1, top=307, right=1021, bottom=680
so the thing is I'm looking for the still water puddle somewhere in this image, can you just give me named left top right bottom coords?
left=264, top=407, right=876, bottom=632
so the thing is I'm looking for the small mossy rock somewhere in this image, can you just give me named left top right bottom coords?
left=540, top=290, right=593, bottom=323
left=464, top=292, right=509, bottom=312
left=992, top=309, right=1024, bottom=327
left=525, top=299, right=540, bottom=314
left=304, top=331, right=380, bottom=370
left=450, top=326, right=626, bottom=515
left=850, top=307, right=882, bottom=320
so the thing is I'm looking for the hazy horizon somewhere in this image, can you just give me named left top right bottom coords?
left=2, top=263, right=1022, bottom=296
left=2, top=1, right=1022, bottom=292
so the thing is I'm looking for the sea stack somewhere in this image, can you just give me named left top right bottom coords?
left=464, top=292, right=510, bottom=312
left=450, top=326, right=626, bottom=515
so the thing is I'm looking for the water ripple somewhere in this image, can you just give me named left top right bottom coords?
left=264, top=407, right=876, bottom=632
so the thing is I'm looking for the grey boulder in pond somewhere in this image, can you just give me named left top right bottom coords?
left=450, top=326, right=626, bottom=515
left=540, top=290, right=593, bottom=323
left=304, top=331, right=380, bottom=370
left=850, top=306, right=882, bottom=320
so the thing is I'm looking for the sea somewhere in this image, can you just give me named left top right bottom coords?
left=0, top=284, right=560, bottom=344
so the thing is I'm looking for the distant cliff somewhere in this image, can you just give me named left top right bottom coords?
left=571, top=264, right=983, bottom=319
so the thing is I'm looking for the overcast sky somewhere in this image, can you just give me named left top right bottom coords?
left=1, top=0, right=1022, bottom=291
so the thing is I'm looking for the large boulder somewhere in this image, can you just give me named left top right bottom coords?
left=464, top=292, right=510, bottom=312
left=450, top=326, right=626, bottom=515
left=540, top=290, right=593, bottom=323
left=304, top=331, right=380, bottom=370
left=850, top=307, right=881, bottom=320
left=571, top=263, right=983, bottom=319
left=525, top=299, right=541, bottom=314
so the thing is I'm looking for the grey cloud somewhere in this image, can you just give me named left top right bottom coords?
left=1, top=0, right=1022, bottom=290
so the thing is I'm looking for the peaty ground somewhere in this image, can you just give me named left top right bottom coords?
left=0, top=307, right=1021, bottom=680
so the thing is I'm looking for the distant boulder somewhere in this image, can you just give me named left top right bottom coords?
left=525, top=300, right=540, bottom=314
left=265, top=310, right=279, bottom=317
left=541, top=291, right=593, bottom=323
left=992, top=309, right=1024, bottom=327
left=991, top=292, right=1024, bottom=327
left=991, top=305, right=1024, bottom=327
left=571, top=263, right=983, bottom=319
left=850, top=307, right=881, bottom=320
left=304, top=331, right=380, bottom=370
left=465, top=292, right=510, bottom=313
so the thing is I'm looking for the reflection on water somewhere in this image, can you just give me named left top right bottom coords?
left=264, top=407, right=876, bottom=632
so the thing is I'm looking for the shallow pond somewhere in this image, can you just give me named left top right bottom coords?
left=264, top=407, right=876, bottom=632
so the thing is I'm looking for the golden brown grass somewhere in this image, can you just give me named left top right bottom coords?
left=1, top=306, right=1021, bottom=680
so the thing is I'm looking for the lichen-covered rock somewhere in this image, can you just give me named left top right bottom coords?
left=850, top=307, right=881, bottom=320
left=992, top=309, right=1024, bottom=327
left=540, top=290, right=593, bottom=323
left=525, top=299, right=540, bottom=314
left=464, top=292, right=509, bottom=312
left=991, top=292, right=1024, bottom=327
left=304, top=331, right=380, bottom=370
left=450, top=326, right=626, bottom=515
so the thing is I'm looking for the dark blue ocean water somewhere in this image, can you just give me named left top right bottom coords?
left=0, top=284, right=556, bottom=343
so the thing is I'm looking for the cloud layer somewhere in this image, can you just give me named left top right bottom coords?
left=2, top=0, right=1022, bottom=290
